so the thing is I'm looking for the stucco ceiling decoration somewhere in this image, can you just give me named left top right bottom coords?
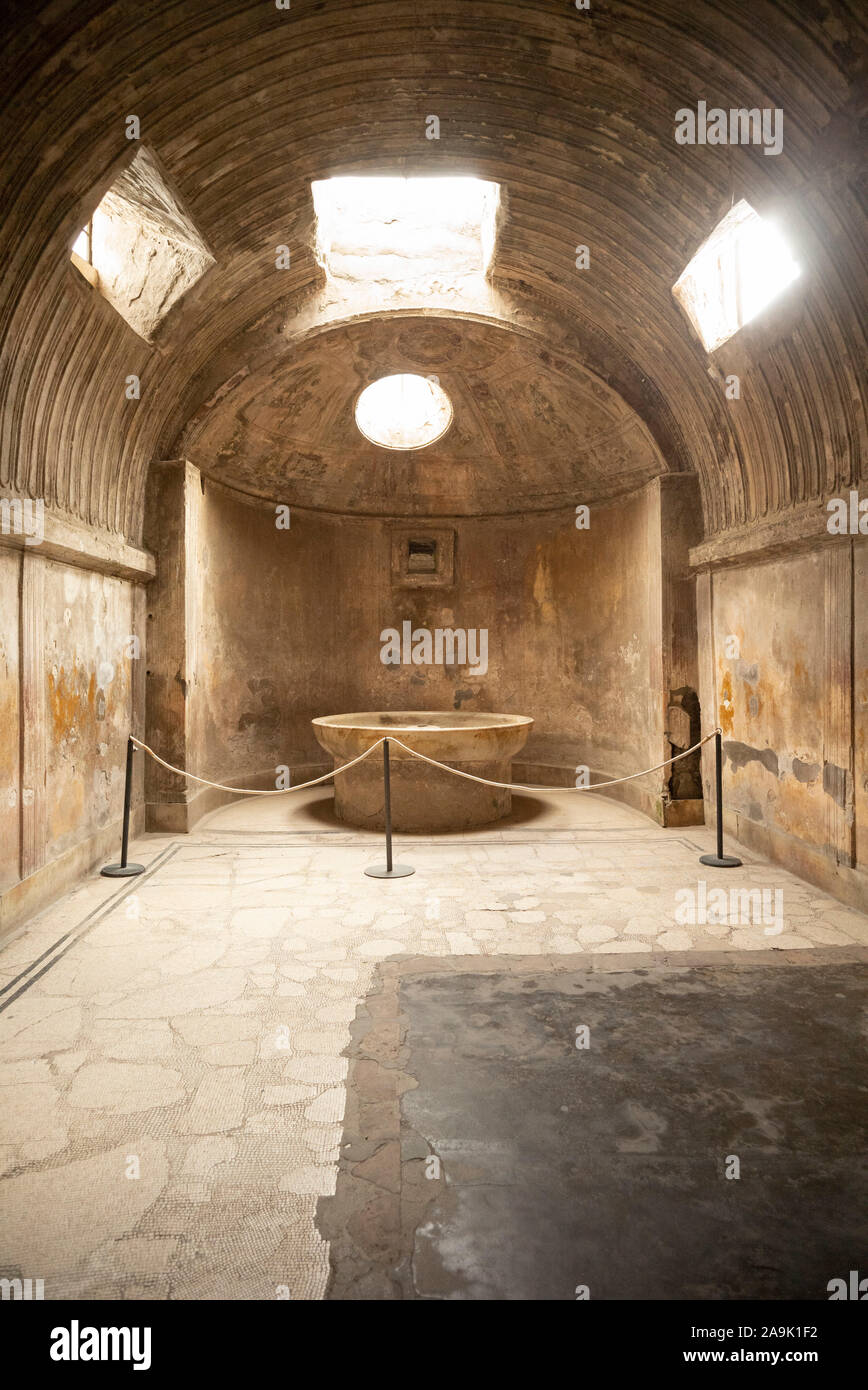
left=0, top=1, right=863, bottom=541
left=178, top=315, right=668, bottom=516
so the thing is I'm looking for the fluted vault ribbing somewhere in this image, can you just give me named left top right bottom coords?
left=0, top=0, right=863, bottom=542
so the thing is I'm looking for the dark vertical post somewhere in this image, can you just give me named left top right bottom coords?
left=700, top=729, right=742, bottom=868
left=383, top=737, right=393, bottom=873
left=364, top=737, right=414, bottom=879
left=101, top=736, right=146, bottom=877
left=713, top=729, right=724, bottom=861
left=120, top=734, right=134, bottom=867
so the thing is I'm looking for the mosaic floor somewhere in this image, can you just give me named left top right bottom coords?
left=0, top=788, right=866, bottom=1299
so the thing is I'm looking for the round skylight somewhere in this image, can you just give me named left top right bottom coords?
left=354, top=373, right=453, bottom=450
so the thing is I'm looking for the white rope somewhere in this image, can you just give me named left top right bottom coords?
left=385, top=728, right=720, bottom=793
left=131, top=728, right=718, bottom=798
left=130, top=734, right=385, bottom=794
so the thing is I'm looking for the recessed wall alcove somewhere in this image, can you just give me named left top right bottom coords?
left=141, top=456, right=703, bottom=834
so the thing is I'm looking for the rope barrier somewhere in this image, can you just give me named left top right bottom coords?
left=107, top=725, right=741, bottom=878
left=386, top=728, right=719, bottom=793
left=130, top=727, right=719, bottom=797
left=129, top=734, right=386, bottom=794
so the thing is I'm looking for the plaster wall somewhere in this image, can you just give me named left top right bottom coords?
left=0, top=544, right=146, bottom=935
left=40, top=562, right=142, bottom=863
left=697, top=538, right=867, bottom=910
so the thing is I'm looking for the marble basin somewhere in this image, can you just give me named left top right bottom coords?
left=312, top=711, right=533, bottom=832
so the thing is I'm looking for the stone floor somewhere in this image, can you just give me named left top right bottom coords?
left=0, top=786, right=866, bottom=1299
left=322, top=952, right=868, bottom=1299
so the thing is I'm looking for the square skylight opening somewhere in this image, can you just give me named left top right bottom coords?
left=70, top=147, right=214, bottom=342
left=311, top=176, right=501, bottom=289
left=672, top=199, right=800, bottom=352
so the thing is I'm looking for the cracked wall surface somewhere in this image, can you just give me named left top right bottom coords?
left=697, top=538, right=867, bottom=907
left=0, top=551, right=145, bottom=927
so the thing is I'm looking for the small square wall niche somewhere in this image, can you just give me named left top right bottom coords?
left=391, top=526, right=455, bottom=588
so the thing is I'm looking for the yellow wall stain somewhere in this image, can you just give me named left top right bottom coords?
left=532, top=552, right=557, bottom=625
left=719, top=669, right=734, bottom=734
left=47, top=663, right=92, bottom=739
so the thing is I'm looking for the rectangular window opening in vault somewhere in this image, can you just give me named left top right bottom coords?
left=311, top=175, right=501, bottom=291
left=672, top=199, right=800, bottom=352
left=69, top=146, right=214, bottom=342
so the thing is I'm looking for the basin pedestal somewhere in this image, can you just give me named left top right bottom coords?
left=334, top=754, right=512, bottom=832
left=312, top=712, right=533, bottom=833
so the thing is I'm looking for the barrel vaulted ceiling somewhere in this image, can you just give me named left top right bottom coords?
left=0, top=0, right=864, bottom=539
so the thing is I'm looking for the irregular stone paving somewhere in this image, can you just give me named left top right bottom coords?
left=0, top=805, right=866, bottom=1300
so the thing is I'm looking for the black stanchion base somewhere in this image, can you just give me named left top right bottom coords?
left=101, top=863, right=146, bottom=877
left=699, top=853, right=743, bottom=868
left=364, top=863, right=415, bottom=879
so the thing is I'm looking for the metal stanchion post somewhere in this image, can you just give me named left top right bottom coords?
left=699, top=729, right=742, bottom=868
left=364, top=737, right=414, bottom=879
left=101, top=736, right=146, bottom=877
